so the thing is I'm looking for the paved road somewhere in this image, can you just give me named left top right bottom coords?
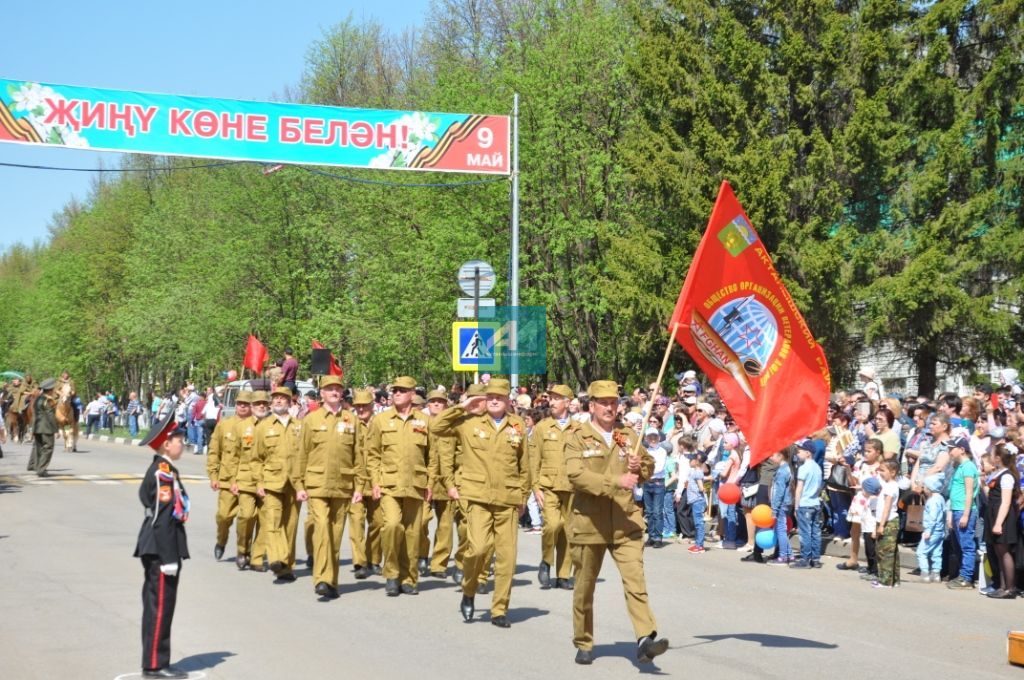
left=0, top=438, right=1019, bottom=679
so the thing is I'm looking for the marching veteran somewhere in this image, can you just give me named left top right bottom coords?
left=365, top=376, right=436, bottom=597
left=529, top=383, right=577, bottom=590
left=254, top=386, right=303, bottom=582
left=433, top=378, right=529, bottom=628
left=292, top=375, right=364, bottom=600
left=564, top=380, right=669, bottom=666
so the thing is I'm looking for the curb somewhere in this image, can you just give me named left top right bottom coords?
left=80, top=433, right=143, bottom=446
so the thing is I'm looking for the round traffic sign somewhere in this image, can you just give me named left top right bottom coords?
left=458, top=260, right=496, bottom=296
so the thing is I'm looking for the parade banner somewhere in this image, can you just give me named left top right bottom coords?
left=669, top=181, right=831, bottom=466
left=0, top=78, right=510, bottom=175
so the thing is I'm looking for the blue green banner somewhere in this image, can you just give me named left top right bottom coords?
left=0, top=78, right=510, bottom=175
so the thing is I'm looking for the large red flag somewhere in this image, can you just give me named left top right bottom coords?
left=243, top=334, right=268, bottom=373
left=311, top=340, right=344, bottom=377
left=669, top=181, right=831, bottom=466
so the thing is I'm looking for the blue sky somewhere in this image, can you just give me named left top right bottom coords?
left=0, top=0, right=431, bottom=253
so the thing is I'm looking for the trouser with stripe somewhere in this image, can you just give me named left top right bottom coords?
left=141, top=555, right=179, bottom=671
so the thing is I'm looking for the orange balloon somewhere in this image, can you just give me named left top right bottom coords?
left=717, top=482, right=741, bottom=505
left=751, top=503, right=774, bottom=529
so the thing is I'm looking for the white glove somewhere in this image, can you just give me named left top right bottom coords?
left=159, top=562, right=180, bottom=577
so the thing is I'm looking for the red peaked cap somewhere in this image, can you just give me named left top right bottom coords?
left=139, top=408, right=186, bottom=452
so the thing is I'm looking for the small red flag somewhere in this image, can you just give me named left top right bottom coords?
left=243, top=335, right=268, bottom=373
left=311, top=340, right=343, bottom=377
left=668, top=181, right=831, bottom=466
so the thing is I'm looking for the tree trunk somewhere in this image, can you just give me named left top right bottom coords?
left=914, top=343, right=939, bottom=398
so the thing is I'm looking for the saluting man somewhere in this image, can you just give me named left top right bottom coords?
left=254, top=386, right=303, bottom=582
left=207, top=390, right=249, bottom=560
left=365, top=376, right=436, bottom=597
left=565, top=380, right=669, bottom=665
left=421, top=388, right=455, bottom=578
left=134, top=411, right=190, bottom=679
left=292, top=375, right=364, bottom=599
left=529, top=384, right=576, bottom=590
left=27, top=378, right=58, bottom=477
left=433, top=378, right=529, bottom=628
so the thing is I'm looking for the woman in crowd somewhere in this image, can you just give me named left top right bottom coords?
left=912, top=413, right=953, bottom=493
left=983, top=444, right=1020, bottom=598
left=873, top=409, right=901, bottom=460
left=825, top=415, right=855, bottom=540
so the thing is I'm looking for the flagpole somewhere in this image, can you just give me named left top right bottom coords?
left=627, top=322, right=680, bottom=462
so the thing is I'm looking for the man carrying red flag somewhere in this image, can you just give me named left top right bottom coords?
left=668, top=181, right=830, bottom=468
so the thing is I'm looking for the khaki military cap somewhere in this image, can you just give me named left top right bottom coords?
left=250, top=390, right=270, bottom=404
left=235, top=390, right=254, bottom=404
left=485, top=378, right=511, bottom=397
left=412, top=394, right=426, bottom=406
left=587, top=380, right=619, bottom=399
left=352, top=389, right=374, bottom=406
left=465, top=383, right=487, bottom=397
left=320, top=375, right=344, bottom=389
left=426, top=389, right=448, bottom=403
left=392, top=376, right=417, bottom=390
left=547, top=384, right=573, bottom=399
left=271, top=386, right=293, bottom=400
left=39, top=378, right=56, bottom=391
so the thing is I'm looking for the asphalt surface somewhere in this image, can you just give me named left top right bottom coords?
left=0, top=437, right=1020, bottom=679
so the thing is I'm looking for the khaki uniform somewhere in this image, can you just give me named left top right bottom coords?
left=530, top=416, right=575, bottom=580
left=421, top=434, right=456, bottom=575
left=292, top=406, right=364, bottom=589
left=228, top=415, right=262, bottom=560
left=433, top=406, right=529, bottom=617
left=365, top=407, right=435, bottom=587
left=565, top=422, right=656, bottom=652
left=347, top=418, right=381, bottom=568
left=437, top=428, right=488, bottom=584
left=207, top=415, right=240, bottom=548
left=254, top=413, right=302, bottom=576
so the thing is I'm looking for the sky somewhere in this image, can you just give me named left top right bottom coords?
left=0, top=0, right=431, bottom=253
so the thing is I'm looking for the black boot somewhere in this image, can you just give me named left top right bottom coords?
left=460, top=595, right=475, bottom=622
left=637, top=633, right=669, bottom=663
left=538, top=561, right=551, bottom=589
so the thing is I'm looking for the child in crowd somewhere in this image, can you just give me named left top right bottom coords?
left=683, top=453, right=709, bottom=553
left=673, top=436, right=698, bottom=540
left=873, top=460, right=901, bottom=588
left=791, top=442, right=823, bottom=569
left=917, top=475, right=947, bottom=582
left=860, top=477, right=881, bottom=580
left=642, top=427, right=667, bottom=548
left=767, top=448, right=794, bottom=565
left=663, top=446, right=680, bottom=541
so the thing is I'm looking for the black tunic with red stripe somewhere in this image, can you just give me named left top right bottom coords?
left=133, top=455, right=189, bottom=671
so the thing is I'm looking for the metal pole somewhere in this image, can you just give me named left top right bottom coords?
left=510, top=93, right=520, bottom=390
left=474, top=266, right=480, bottom=385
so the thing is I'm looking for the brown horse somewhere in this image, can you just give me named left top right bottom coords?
left=4, top=389, right=33, bottom=443
left=56, top=383, right=78, bottom=452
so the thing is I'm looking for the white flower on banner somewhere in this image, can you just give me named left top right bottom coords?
left=398, top=111, right=438, bottom=145
left=370, top=150, right=398, bottom=168
left=11, top=82, right=58, bottom=114
left=61, top=127, right=89, bottom=148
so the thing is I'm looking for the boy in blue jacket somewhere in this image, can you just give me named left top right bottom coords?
left=767, top=448, right=794, bottom=565
left=916, top=475, right=946, bottom=583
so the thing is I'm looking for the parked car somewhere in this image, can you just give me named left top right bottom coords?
left=219, top=378, right=315, bottom=418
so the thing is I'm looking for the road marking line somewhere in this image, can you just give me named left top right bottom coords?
left=93, top=480, right=120, bottom=485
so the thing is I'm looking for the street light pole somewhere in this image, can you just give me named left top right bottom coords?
left=510, top=92, right=520, bottom=391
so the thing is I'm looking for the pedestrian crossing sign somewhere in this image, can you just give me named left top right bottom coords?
left=452, top=321, right=502, bottom=371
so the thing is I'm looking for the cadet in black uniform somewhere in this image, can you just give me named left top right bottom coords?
left=134, top=411, right=190, bottom=679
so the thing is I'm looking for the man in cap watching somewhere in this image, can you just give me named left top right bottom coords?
left=564, top=380, right=669, bottom=666
left=366, top=376, right=436, bottom=596
left=207, top=391, right=251, bottom=560
left=433, top=378, right=529, bottom=627
left=529, top=384, right=577, bottom=590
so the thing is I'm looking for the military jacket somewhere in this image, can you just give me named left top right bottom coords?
left=31, top=394, right=58, bottom=434
left=432, top=406, right=529, bottom=508
left=292, top=406, right=363, bottom=499
left=529, top=416, right=574, bottom=493
left=254, top=414, right=302, bottom=493
left=206, top=415, right=238, bottom=484
left=355, top=418, right=374, bottom=496
left=564, top=422, right=653, bottom=545
left=134, top=455, right=190, bottom=564
left=366, top=407, right=435, bottom=499
left=223, top=416, right=258, bottom=490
